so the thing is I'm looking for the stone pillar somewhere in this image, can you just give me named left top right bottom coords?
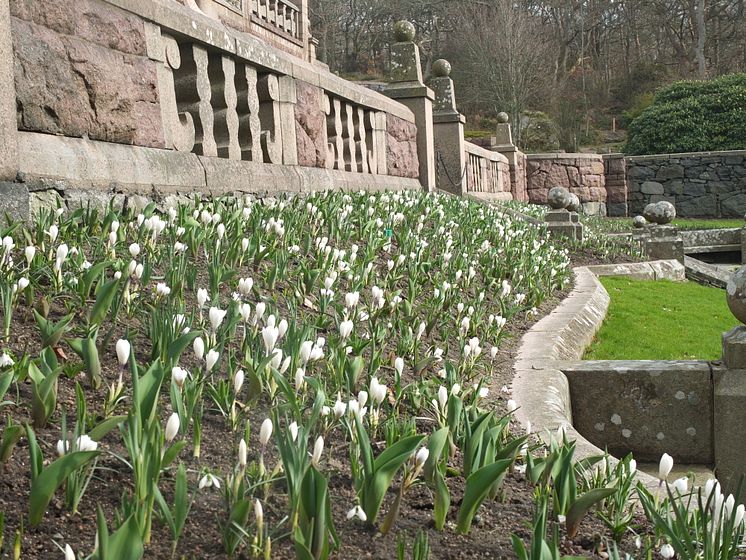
left=644, top=225, right=685, bottom=264
left=427, top=59, right=466, bottom=196
left=0, top=0, right=18, bottom=181
left=491, top=113, right=527, bottom=202
left=604, top=154, right=628, bottom=217
left=715, top=272, right=746, bottom=496
left=384, top=21, right=435, bottom=192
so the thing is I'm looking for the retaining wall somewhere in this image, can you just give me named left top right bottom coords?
left=626, top=150, right=746, bottom=218
left=526, top=153, right=607, bottom=215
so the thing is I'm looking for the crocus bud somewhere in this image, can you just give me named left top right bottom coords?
left=238, top=438, right=247, bottom=467
left=438, top=386, right=448, bottom=410
left=289, top=421, right=299, bottom=442
left=415, top=447, right=429, bottom=467
left=197, top=288, right=210, bottom=307
left=209, top=306, right=227, bottom=331
left=129, top=243, right=140, bottom=258
left=394, top=357, right=404, bottom=376
left=65, top=544, right=76, bottom=560
left=24, top=246, right=36, bottom=265
left=507, top=399, right=518, bottom=413
left=171, top=366, right=188, bottom=388
left=254, top=499, right=264, bottom=529
left=659, top=452, right=674, bottom=481
left=116, top=339, right=131, bottom=367
left=193, top=337, right=205, bottom=360
left=165, top=413, right=180, bottom=442
left=311, top=436, right=324, bottom=466
left=233, top=370, right=244, bottom=394
left=259, top=418, right=273, bottom=446
left=205, top=349, right=219, bottom=372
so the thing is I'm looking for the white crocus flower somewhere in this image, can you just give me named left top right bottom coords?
left=115, top=339, right=131, bottom=367
left=438, top=386, right=448, bottom=411
left=233, top=370, right=245, bottom=394
left=507, top=399, right=518, bottom=413
left=259, top=418, right=273, bottom=446
left=262, top=326, right=279, bottom=354
left=64, top=544, right=76, bottom=560
left=289, top=421, right=299, bottom=442
left=196, top=288, right=210, bottom=308
left=415, top=447, right=429, bottom=467
left=193, top=337, right=205, bottom=360
left=295, top=368, right=305, bottom=390
left=369, top=377, right=387, bottom=405
left=156, top=283, right=171, bottom=297
left=671, top=476, right=688, bottom=495
left=394, top=357, right=404, bottom=377
left=0, top=353, right=14, bottom=368
left=339, top=319, right=353, bottom=339
left=208, top=307, right=227, bottom=331
left=165, top=413, right=180, bottom=442
left=24, top=245, right=36, bottom=265
left=333, top=397, right=346, bottom=418
left=232, top=439, right=245, bottom=470
left=660, top=544, right=675, bottom=559
left=205, top=349, right=219, bottom=372
left=659, top=452, right=674, bottom=481
left=129, top=243, right=140, bottom=258
left=238, top=277, right=253, bottom=295
left=171, top=366, right=188, bottom=388
left=311, top=436, right=324, bottom=466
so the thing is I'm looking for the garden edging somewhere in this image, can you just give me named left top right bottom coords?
left=511, top=260, right=687, bottom=489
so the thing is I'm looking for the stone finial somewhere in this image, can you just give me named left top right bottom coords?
left=633, top=215, right=647, bottom=228
left=727, top=267, right=746, bottom=324
left=547, top=186, right=572, bottom=210
left=643, top=201, right=676, bottom=225
left=394, top=20, right=416, bottom=43
left=567, top=193, right=581, bottom=213
left=432, top=59, right=451, bottom=77
left=497, top=112, right=510, bottom=124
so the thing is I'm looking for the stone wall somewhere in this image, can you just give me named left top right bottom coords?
left=626, top=150, right=746, bottom=218
left=511, top=150, right=528, bottom=202
left=527, top=153, right=607, bottom=215
left=11, top=0, right=164, bottom=148
left=0, top=0, right=424, bottom=221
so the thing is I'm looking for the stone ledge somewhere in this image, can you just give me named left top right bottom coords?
left=585, top=260, right=686, bottom=281
left=512, top=264, right=696, bottom=491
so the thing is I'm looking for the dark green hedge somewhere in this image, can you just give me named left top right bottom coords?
left=624, top=73, right=746, bottom=155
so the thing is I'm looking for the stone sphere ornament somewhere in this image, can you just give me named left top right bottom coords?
left=567, top=193, right=581, bottom=213
left=547, top=186, right=572, bottom=210
left=633, top=215, right=647, bottom=229
left=394, top=20, right=416, bottom=42
left=643, top=201, right=676, bottom=225
left=432, top=59, right=451, bottom=77
left=726, top=265, right=746, bottom=324
left=497, top=112, right=510, bottom=124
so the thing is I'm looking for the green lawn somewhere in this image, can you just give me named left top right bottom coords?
left=584, top=277, right=739, bottom=360
left=584, top=217, right=745, bottom=233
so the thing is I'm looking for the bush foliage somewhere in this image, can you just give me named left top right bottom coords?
left=624, top=73, right=746, bottom=155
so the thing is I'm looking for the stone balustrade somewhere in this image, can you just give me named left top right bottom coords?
left=250, top=0, right=301, bottom=42
left=464, top=142, right=511, bottom=197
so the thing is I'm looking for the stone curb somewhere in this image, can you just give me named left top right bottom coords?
left=511, top=264, right=690, bottom=490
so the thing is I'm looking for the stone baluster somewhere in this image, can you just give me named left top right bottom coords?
left=237, top=65, right=262, bottom=161
left=428, top=59, right=466, bottom=195
left=250, top=0, right=259, bottom=16
left=145, top=25, right=196, bottom=153
left=355, top=107, right=369, bottom=174
left=259, top=0, right=267, bottom=20
left=173, top=43, right=216, bottom=157
left=257, top=74, right=283, bottom=163
left=277, top=75, right=298, bottom=165
left=344, top=103, right=358, bottom=172
left=384, top=21, right=435, bottom=191
left=367, top=112, right=387, bottom=175
left=210, top=55, right=240, bottom=159
left=324, top=97, right=344, bottom=170
left=268, top=0, right=276, bottom=25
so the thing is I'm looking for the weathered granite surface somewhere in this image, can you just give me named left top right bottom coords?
left=11, top=0, right=164, bottom=148
left=527, top=153, right=607, bottom=215
left=294, top=80, right=327, bottom=168
left=386, top=114, right=418, bottom=178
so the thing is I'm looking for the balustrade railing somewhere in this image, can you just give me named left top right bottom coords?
left=250, top=0, right=301, bottom=42
left=464, top=141, right=509, bottom=194
left=146, top=25, right=390, bottom=175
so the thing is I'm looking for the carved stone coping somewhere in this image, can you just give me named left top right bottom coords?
left=464, top=141, right=509, bottom=164
left=103, top=0, right=414, bottom=123
left=16, top=131, right=421, bottom=195
left=511, top=262, right=694, bottom=492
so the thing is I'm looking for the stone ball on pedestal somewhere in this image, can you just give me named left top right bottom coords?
left=567, top=193, right=581, bottom=213
left=394, top=21, right=416, bottom=42
left=432, top=59, right=451, bottom=77
left=643, top=201, right=676, bottom=225
left=633, top=215, right=647, bottom=229
left=547, top=186, right=572, bottom=210
left=497, top=112, right=510, bottom=124
left=727, top=266, right=746, bottom=324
